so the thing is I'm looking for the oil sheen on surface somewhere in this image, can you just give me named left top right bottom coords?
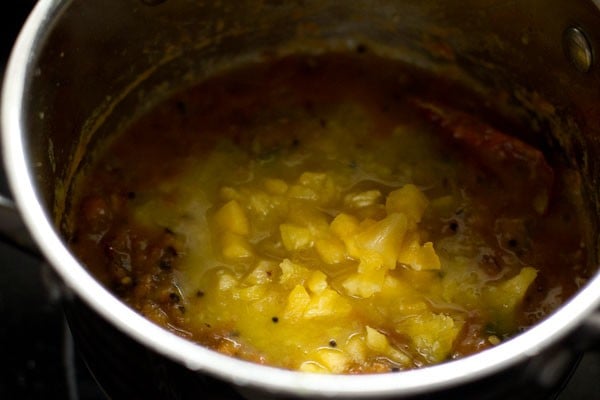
left=67, top=53, right=591, bottom=374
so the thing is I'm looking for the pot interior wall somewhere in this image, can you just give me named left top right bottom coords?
left=15, top=0, right=600, bottom=382
left=20, top=0, right=600, bottom=255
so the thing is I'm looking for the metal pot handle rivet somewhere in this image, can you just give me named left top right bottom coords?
left=563, top=26, right=593, bottom=73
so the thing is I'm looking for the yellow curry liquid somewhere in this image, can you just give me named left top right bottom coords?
left=67, top=53, right=591, bottom=373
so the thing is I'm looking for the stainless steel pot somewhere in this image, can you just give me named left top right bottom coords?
left=2, top=1, right=600, bottom=399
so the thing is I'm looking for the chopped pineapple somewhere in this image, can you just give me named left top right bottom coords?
left=397, top=313, right=462, bottom=364
left=284, top=284, right=311, bottom=320
left=219, top=186, right=240, bottom=201
left=304, top=288, right=352, bottom=318
left=264, top=178, right=289, bottom=195
left=330, top=213, right=360, bottom=238
left=483, top=266, right=538, bottom=333
left=343, top=271, right=386, bottom=298
left=386, top=184, right=429, bottom=225
left=397, top=240, right=441, bottom=270
left=315, top=237, right=347, bottom=264
left=441, top=256, right=483, bottom=309
left=355, top=213, right=408, bottom=269
left=345, top=334, right=367, bottom=363
left=244, top=260, right=276, bottom=285
left=312, top=348, right=351, bottom=373
left=247, top=189, right=276, bottom=217
left=217, top=270, right=239, bottom=291
left=365, top=326, right=389, bottom=352
left=214, top=200, right=249, bottom=235
left=82, top=58, right=573, bottom=376
left=307, top=270, right=328, bottom=293
left=193, top=163, right=538, bottom=373
left=280, top=223, right=314, bottom=250
left=287, top=184, right=318, bottom=201
left=279, top=259, right=310, bottom=287
left=297, top=172, right=338, bottom=205
left=365, top=326, right=411, bottom=365
left=220, top=231, right=254, bottom=259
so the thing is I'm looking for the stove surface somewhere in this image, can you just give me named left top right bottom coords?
left=0, top=2, right=598, bottom=399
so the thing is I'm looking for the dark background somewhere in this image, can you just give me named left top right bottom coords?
left=0, top=2, right=598, bottom=399
left=0, top=2, right=114, bottom=398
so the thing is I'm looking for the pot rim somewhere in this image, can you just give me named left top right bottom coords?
left=3, top=0, right=600, bottom=397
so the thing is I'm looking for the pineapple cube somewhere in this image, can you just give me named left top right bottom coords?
left=304, top=288, right=352, bottom=318
left=307, top=270, right=328, bottom=293
left=264, top=178, right=288, bottom=195
left=487, top=266, right=538, bottom=309
left=220, top=232, right=254, bottom=259
left=219, top=186, right=240, bottom=201
left=356, top=250, right=384, bottom=274
left=283, top=284, right=311, bottom=320
left=217, top=270, right=239, bottom=291
left=342, top=268, right=386, bottom=298
left=280, top=223, right=314, bottom=251
left=244, top=260, right=276, bottom=285
left=288, top=184, right=318, bottom=201
left=483, top=266, right=538, bottom=333
left=365, top=326, right=411, bottom=365
left=441, top=256, right=482, bottom=309
left=355, top=213, right=408, bottom=269
left=214, top=200, right=249, bottom=235
left=315, top=237, right=347, bottom=264
left=286, top=203, right=330, bottom=236
left=417, top=242, right=441, bottom=269
left=346, top=335, right=367, bottom=363
left=247, top=189, right=274, bottom=217
left=397, top=313, right=462, bottom=364
left=365, top=326, right=389, bottom=352
left=297, top=172, right=338, bottom=205
left=385, top=184, right=429, bottom=225
left=279, top=259, right=310, bottom=286
left=330, top=213, right=360, bottom=239
left=397, top=240, right=441, bottom=271
left=298, top=171, right=328, bottom=186
left=314, top=348, right=351, bottom=373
